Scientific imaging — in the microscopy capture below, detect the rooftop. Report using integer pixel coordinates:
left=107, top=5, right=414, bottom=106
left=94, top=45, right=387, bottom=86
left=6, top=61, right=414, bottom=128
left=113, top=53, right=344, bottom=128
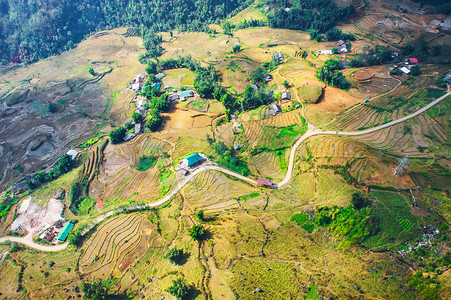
left=178, top=90, right=194, bottom=98
left=57, top=222, right=74, bottom=242
left=182, top=153, right=204, bottom=167
left=257, top=178, right=273, bottom=187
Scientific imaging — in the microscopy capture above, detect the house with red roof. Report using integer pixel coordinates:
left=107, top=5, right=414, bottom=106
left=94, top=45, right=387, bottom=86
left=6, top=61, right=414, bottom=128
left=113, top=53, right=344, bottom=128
left=406, top=58, right=418, bottom=64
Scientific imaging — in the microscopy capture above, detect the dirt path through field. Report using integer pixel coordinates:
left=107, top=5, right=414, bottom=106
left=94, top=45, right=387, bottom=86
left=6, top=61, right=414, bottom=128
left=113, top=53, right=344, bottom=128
left=3, top=91, right=449, bottom=251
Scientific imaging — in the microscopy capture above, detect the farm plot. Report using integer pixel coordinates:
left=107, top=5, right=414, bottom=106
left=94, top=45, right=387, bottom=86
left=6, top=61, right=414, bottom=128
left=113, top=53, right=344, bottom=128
left=243, top=110, right=304, bottom=149
left=79, top=213, right=161, bottom=279
left=91, top=136, right=174, bottom=206
left=256, top=123, right=306, bottom=150
left=181, top=170, right=256, bottom=215
left=161, top=68, right=196, bottom=88
left=248, top=150, right=287, bottom=182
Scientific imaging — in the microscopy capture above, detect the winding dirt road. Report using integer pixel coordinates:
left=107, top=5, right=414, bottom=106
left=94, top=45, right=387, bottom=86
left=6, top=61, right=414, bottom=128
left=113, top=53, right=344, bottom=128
left=2, top=91, right=449, bottom=252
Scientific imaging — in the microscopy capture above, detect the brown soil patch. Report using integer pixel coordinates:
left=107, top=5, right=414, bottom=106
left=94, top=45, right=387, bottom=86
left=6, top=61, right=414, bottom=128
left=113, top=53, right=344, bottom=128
left=305, top=86, right=361, bottom=126
left=354, top=69, right=375, bottom=81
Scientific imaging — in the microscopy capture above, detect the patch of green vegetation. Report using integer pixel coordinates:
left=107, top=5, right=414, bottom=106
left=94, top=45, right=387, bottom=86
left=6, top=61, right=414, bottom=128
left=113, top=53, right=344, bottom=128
left=363, top=190, right=425, bottom=249
left=298, top=84, right=323, bottom=103
left=0, top=196, right=20, bottom=218
left=57, top=99, right=67, bottom=105
left=315, top=205, right=379, bottom=249
left=305, top=284, right=319, bottom=299
left=239, top=192, right=260, bottom=201
left=277, top=124, right=302, bottom=138
left=78, top=197, right=96, bottom=215
left=291, top=213, right=316, bottom=233
left=137, top=156, right=157, bottom=171
left=78, top=134, right=105, bottom=150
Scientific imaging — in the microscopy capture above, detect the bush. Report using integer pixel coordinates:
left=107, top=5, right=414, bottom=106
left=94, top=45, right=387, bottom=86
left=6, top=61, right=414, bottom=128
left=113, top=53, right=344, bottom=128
left=88, top=67, right=95, bottom=76
left=189, top=224, right=205, bottom=241
left=351, top=192, right=370, bottom=210
left=167, top=278, right=189, bottom=300
left=195, top=210, right=205, bottom=222
left=131, top=111, right=143, bottom=124
left=165, top=247, right=184, bottom=265
left=109, top=127, right=126, bottom=144
left=82, top=279, right=109, bottom=300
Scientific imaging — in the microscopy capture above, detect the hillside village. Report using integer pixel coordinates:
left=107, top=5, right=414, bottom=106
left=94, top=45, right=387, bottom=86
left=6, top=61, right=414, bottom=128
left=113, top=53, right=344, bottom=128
left=0, top=0, right=450, bottom=299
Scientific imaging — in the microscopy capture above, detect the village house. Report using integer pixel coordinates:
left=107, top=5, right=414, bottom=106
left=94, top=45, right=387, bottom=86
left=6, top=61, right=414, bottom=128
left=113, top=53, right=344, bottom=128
left=399, top=67, right=411, bottom=75
left=134, top=123, right=143, bottom=134
left=406, top=57, right=419, bottom=64
left=318, top=50, right=333, bottom=55
left=444, top=74, right=451, bottom=84
left=264, top=74, right=273, bottom=82
left=123, top=133, right=136, bottom=142
left=274, top=52, right=284, bottom=62
left=66, top=149, right=79, bottom=160
left=137, top=98, right=148, bottom=110
left=178, top=90, right=194, bottom=101
left=269, top=103, right=281, bottom=116
left=57, top=222, right=74, bottom=242
left=281, top=92, right=291, bottom=100
left=182, top=153, right=204, bottom=168
left=168, top=93, right=180, bottom=101
left=155, top=73, right=166, bottom=80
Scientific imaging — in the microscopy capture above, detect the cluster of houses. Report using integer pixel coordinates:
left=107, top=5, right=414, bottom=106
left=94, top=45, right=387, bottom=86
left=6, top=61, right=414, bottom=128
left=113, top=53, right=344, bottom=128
left=336, top=40, right=349, bottom=53
left=393, top=57, right=419, bottom=75
left=318, top=40, right=349, bottom=55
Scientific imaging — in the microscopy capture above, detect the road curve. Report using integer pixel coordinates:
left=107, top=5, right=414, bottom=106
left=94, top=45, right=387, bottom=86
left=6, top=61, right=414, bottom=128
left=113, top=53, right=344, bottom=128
left=2, top=91, right=449, bottom=251
left=0, top=236, right=69, bottom=252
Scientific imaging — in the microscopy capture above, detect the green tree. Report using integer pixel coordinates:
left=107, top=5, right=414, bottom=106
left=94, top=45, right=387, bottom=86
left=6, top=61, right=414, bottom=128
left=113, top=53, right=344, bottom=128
left=410, top=65, right=421, bottom=76
left=167, top=278, right=189, bottom=300
left=109, top=127, right=126, bottom=144
left=252, top=66, right=266, bottom=84
left=232, top=44, right=241, bottom=53
left=351, top=192, right=369, bottom=210
left=88, top=67, right=95, bottom=76
left=195, top=210, right=205, bottom=222
left=189, top=224, right=205, bottom=241
left=145, top=111, right=162, bottom=132
left=131, top=111, right=143, bottom=124
left=82, top=279, right=109, bottom=300
left=165, top=247, right=184, bottom=265
left=282, top=80, right=290, bottom=89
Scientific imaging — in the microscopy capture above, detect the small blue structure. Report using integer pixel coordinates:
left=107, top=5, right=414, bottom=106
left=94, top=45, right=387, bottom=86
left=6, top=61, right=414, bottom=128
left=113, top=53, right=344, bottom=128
left=152, top=82, right=161, bottom=89
left=182, top=153, right=204, bottom=167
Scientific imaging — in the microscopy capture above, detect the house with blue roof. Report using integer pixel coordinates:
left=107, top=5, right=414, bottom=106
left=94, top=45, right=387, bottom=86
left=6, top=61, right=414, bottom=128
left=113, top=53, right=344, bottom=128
left=57, top=222, right=74, bottom=242
left=182, top=153, right=204, bottom=167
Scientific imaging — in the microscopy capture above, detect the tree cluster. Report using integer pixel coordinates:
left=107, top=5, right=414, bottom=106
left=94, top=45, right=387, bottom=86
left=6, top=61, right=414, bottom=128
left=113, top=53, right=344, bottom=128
left=26, top=154, right=75, bottom=190
left=316, top=59, right=349, bottom=90
left=268, top=0, right=354, bottom=33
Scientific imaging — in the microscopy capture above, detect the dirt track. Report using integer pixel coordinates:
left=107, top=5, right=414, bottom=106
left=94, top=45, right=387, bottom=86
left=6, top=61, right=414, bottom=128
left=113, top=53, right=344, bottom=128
left=2, top=91, right=449, bottom=251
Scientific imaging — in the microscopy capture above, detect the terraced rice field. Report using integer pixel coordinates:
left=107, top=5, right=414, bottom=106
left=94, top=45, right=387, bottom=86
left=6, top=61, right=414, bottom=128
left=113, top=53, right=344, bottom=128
left=90, top=135, right=173, bottom=204
left=181, top=170, right=257, bottom=215
left=79, top=213, right=160, bottom=278
left=243, top=110, right=304, bottom=149
left=172, top=136, right=215, bottom=167
left=248, top=150, right=287, bottom=181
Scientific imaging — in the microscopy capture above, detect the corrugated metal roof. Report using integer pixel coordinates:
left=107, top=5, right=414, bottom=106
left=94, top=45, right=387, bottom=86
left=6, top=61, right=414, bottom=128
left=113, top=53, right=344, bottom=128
left=57, top=222, right=74, bottom=242
left=183, top=153, right=203, bottom=167
left=178, top=90, right=194, bottom=98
